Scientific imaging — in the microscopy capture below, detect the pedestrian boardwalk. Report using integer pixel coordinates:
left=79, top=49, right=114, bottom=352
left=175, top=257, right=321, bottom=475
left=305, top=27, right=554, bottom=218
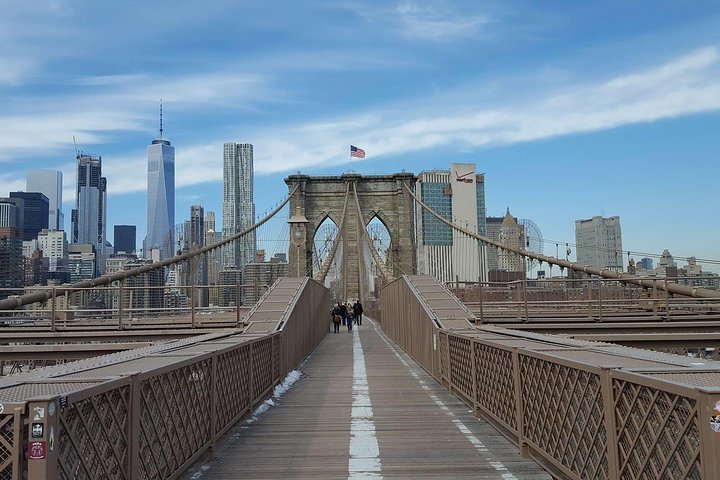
left=186, top=320, right=551, bottom=479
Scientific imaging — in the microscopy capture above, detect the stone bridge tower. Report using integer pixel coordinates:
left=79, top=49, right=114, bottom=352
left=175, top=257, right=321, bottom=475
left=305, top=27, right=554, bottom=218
left=285, top=173, right=417, bottom=302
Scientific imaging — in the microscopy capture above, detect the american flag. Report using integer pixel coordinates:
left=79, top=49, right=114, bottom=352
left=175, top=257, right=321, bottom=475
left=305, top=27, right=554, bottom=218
left=350, top=145, right=366, bottom=158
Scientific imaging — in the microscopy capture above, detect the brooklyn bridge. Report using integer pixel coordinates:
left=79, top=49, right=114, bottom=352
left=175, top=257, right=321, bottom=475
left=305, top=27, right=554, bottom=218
left=1, top=173, right=719, bottom=480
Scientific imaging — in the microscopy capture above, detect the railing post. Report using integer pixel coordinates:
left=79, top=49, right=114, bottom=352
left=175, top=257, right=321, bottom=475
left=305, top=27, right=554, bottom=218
left=470, top=339, right=477, bottom=414
left=512, top=349, right=528, bottom=456
left=236, top=282, right=241, bottom=326
left=652, top=279, right=658, bottom=319
left=522, top=277, right=529, bottom=322
left=699, top=391, right=720, bottom=479
left=598, top=278, right=603, bottom=322
left=50, top=286, right=56, bottom=332
left=27, top=397, right=60, bottom=480
left=63, top=291, right=69, bottom=328
left=477, top=280, right=484, bottom=323
left=446, top=333, right=453, bottom=393
left=248, top=342, right=255, bottom=405
left=664, top=278, right=671, bottom=321
left=210, top=353, right=218, bottom=451
left=127, top=288, right=134, bottom=323
left=271, top=333, right=276, bottom=384
left=601, top=369, right=620, bottom=478
left=190, top=259, right=196, bottom=329
left=129, top=373, right=141, bottom=479
left=510, top=285, right=522, bottom=320
left=118, top=280, right=124, bottom=331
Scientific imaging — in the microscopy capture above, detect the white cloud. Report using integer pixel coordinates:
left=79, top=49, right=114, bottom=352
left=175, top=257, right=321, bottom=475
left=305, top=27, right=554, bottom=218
left=225, top=46, right=720, bottom=174
left=0, top=111, right=143, bottom=161
left=93, top=46, right=720, bottom=194
left=395, top=1, right=492, bottom=41
left=0, top=56, right=36, bottom=86
left=4, top=45, right=720, bottom=200
left=0, top=70, right=272, bottom=162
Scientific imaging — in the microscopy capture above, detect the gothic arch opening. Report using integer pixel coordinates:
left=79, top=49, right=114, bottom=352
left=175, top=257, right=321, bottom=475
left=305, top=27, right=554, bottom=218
left=364, top=215, right=392, bottom=298
left=312, top=215, right=340, bottom=287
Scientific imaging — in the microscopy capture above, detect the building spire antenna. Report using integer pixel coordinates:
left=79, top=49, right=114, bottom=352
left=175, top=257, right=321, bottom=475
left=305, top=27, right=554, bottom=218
left=159, top=99, right=163, bottom=139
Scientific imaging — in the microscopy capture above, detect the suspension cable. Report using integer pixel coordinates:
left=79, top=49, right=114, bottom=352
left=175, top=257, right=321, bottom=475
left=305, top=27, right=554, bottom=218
left=315, top=183, right=351, bottom=284
left=404, top=182, right=720, bottom=299
left=351, top=183, right=391, bottom=280
left=0, top=185, right=299, bottom=311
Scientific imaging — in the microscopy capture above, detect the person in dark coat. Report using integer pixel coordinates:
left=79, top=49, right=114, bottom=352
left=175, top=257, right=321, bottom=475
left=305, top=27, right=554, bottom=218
left=331, top=303, right=341, bottom=333
left=343, top=302, right=353, bottom=332
left=339, top=303, right=348, bottom=328
left=353, top=300, right=363, bottom=326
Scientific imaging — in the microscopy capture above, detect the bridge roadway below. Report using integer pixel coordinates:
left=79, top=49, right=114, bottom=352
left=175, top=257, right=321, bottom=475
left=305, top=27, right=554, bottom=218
left=186, top=319, right=550, bottom=479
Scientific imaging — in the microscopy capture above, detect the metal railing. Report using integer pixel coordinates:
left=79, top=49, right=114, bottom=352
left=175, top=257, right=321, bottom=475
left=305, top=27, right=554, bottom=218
left=449, top=277, right=720, bottom=324
left=380, top=274, right=720, bottom=480
left=0, top=283, right=269, bottom=332
left=0, top=276, right=330, bottom=480
left=405, top=181, right=720, bottom=300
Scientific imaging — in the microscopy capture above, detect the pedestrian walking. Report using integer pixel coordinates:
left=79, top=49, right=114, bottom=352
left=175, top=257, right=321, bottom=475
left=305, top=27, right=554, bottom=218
left=353, top=299, right=363, bottom=326
left=331, top=303, right=341, bottom=333
left=340, top=303, right=348, bottom=327
left=344, top=302, right=353, bottom=332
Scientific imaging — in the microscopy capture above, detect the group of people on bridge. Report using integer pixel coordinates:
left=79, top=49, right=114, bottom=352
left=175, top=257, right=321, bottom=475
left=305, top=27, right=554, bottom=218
left=331, top=300, right=363, bottom=333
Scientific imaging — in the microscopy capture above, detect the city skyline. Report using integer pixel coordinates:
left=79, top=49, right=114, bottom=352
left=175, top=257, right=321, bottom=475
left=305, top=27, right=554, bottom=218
left=0, top=2, right=719, bottom=271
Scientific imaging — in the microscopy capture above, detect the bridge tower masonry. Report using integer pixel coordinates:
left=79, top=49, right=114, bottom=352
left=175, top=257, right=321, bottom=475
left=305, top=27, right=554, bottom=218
left=285, top=172, right=417, bottom=302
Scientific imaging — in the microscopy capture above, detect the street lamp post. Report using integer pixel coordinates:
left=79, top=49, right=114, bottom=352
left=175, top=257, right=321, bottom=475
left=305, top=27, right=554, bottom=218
left=288, top=206, right=309, bottom=277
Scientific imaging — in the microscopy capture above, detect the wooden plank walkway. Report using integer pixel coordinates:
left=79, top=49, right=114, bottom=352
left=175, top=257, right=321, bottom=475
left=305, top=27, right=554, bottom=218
left=186, top=319, right=551, bottom=479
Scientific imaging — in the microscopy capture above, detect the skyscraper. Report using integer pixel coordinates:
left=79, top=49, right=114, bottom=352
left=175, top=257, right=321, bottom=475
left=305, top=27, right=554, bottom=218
left=114, top=225, right=136, bottom=254
left=0, top=198, right=24, bottom=294
left=9, top=192, right=49, bottom=241
left=415, top=163, right=487, bottom=284
left=189, top=205, right=208, bottom=306
left=146, top=103, right=175, bottom=261
left=71, top=153, right=107, bottom=275
left=37, top=229, right=69, bottom=283
left=497, top=208, right=525, bottom=272
left=222, top=142, right=255, bottom=271
left=27, top=169, right=63, bottom=231
left=575, top=215, right=623, bottom=271
left=205, top=211, right=219, bottom=306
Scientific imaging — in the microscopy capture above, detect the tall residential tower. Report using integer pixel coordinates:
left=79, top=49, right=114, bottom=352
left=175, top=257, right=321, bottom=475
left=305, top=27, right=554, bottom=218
left=146, top=102, right=175, bottom=261
left=71, top=153, right=107, bottom=275
left=222, top=143, right=255, bottom=272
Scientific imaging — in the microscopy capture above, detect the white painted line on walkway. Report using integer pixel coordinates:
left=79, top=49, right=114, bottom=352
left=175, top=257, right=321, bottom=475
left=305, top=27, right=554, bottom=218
left=349, top=325, right=383, bottom=479
left=370, top=318, right=517, bottom=479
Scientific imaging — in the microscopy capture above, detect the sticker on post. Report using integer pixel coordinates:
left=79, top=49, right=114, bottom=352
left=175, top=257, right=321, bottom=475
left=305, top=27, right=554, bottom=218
left=715, top=400, right=720, bottom=412
left=33, top=407, right=45, bottom=421
left=0, top=403, right=4, bottom=414
left=711, top=415, right=720, bottom=433
left=48, top=402, right=56, bottom=416
left=29, top=441, right=46, bottom=460
left=31, top=423, right=44, bottom=438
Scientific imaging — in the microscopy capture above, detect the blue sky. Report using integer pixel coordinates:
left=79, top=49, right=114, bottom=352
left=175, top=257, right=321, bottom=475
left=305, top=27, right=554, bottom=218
left=1, top=1, right=719, bottom=271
